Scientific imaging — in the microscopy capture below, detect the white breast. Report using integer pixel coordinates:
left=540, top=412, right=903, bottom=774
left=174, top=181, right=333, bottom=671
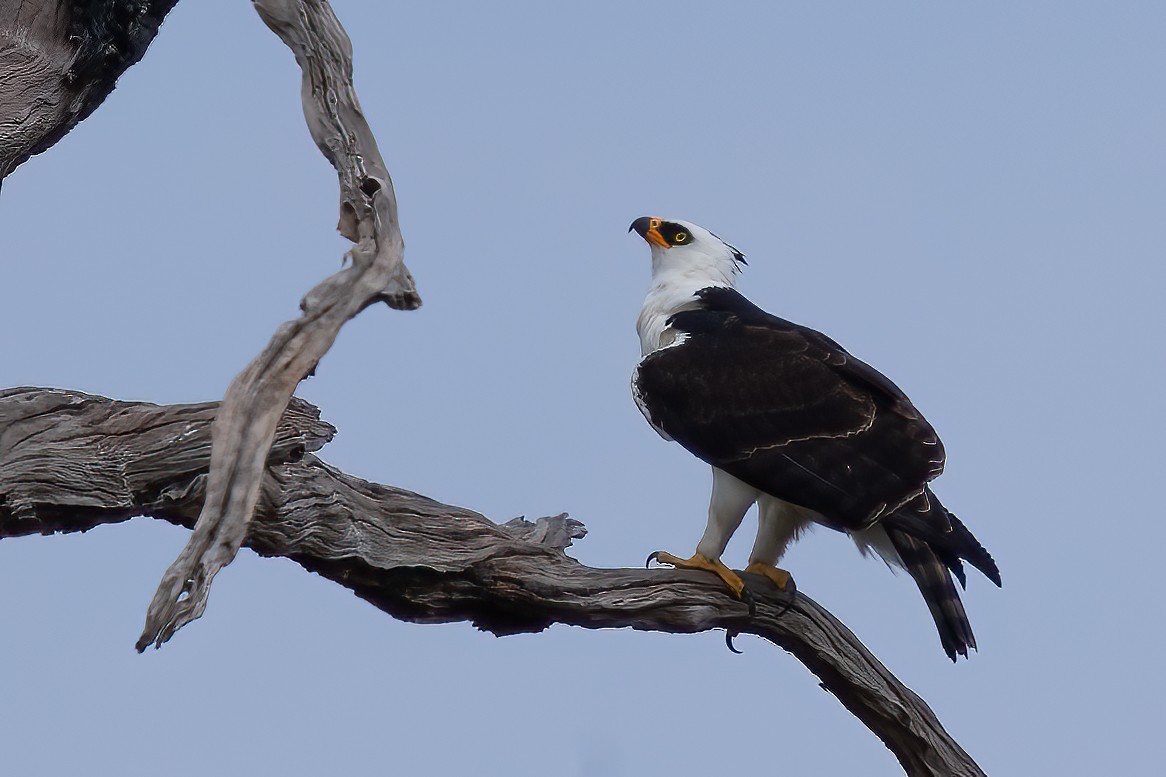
left=635, top=280, right=717, bottom=356
left=632, top=229, right=741, bottom=437
left=632, top=281, right=707, bottom=441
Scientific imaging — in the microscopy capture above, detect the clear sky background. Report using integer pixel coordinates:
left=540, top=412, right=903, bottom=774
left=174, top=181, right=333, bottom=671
left=2, top=2, right=1164, bottom=775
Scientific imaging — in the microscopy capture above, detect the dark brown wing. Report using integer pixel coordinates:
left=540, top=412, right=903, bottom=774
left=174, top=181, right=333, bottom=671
left=634, top=287, right=944, bottom=528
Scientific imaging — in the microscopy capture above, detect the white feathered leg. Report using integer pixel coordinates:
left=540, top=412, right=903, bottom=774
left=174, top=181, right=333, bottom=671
left=649, top=467, right=757, bottom=599
left=744, top=495, right=814, bottom=590
left=749, top=496, right=815, bottom=566
left=695, top=468, right=759, bottom=561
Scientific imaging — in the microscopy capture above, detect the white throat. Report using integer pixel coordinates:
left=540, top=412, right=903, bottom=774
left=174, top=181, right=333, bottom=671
left=635, top=232, right=741, bottom=357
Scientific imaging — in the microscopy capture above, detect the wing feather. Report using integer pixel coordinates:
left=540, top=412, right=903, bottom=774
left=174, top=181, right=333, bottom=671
left=633, top=288, right=944, bottom=529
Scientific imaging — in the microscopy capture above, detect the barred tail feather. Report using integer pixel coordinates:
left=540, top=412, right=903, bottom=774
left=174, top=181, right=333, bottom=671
left=884, top=488, right=1002, bottom=589
left=886, top=526, right=976, bottom=660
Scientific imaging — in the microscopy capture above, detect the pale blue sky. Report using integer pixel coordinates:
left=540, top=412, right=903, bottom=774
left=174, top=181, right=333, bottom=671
left=3, top=2, right=1165, bottom=775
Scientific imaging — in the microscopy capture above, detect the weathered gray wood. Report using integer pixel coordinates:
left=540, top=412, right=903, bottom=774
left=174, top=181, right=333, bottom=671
left=137, top=0, right=421, bottom=651
left=0, top=6, right=987, bottom=773
left=0, top=388, right=986, bottom=777
left=0, top=0, right=178, bottom=183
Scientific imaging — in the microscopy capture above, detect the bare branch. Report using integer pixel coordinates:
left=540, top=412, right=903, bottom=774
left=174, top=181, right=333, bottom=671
left=137, top=0, right=420, bottom=650
left=1, top=6, right=987, bottom=776
left=0, top=388, right=986, bottom=777
left=0, top=0, right=178, bottom=182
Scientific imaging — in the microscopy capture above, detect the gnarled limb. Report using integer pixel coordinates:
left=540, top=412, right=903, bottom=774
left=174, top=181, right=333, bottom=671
left=0, top=388, right=987, bottom=777
left=137, top=0, right=420, bottom=651
left=0, top=7, right=988, bottom=773
left=0, top=0, right=178, bottom=182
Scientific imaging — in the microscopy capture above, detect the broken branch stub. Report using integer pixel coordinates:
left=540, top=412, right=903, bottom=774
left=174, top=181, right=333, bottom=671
left=136, top=0, right=420, bottom=651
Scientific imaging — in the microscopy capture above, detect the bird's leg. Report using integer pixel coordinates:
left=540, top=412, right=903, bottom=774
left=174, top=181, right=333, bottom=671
left=646, top=550, right=747, bottom=599
left=649, top=469, right=757, bottom=599
left=745, top=498, right=811, bottom=592
left=644, top=469, right=756, bottom=601
left=743, top=561, right=793, bottom=590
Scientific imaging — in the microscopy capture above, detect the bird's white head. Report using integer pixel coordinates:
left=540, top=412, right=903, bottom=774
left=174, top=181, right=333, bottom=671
left=630, top=217, right=748, bottom=355
left=629, top=216, right=746, bottom=290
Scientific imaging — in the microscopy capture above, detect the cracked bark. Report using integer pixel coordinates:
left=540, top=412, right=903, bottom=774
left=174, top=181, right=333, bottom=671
left=0, top=0, right=423, bottom=651
left=1, top=3, right=989, bottom=775
left=0, top=0, right=178, bottom=183
left=0, top=387, right=986, bottom=777
left=136, top=0, right=421, bottom=651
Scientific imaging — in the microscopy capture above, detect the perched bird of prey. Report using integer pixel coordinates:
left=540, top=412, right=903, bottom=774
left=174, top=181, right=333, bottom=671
left=629, top=216, right=1000, bottom=660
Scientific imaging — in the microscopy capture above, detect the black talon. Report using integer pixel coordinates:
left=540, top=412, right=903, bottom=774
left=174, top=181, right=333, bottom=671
left=774, top=577, right=797, bottom=617
left=741, top=587, right=757, bottom=617
left=775, top=590, right=795, bottom=618
left=725, top=630, right=743, bottom=654
left=645, top=551, right=661, bottom=569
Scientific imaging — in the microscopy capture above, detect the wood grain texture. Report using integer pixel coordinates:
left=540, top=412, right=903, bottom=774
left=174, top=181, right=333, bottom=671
left=137, top=0, right=421, bottom=650
left=0, top=0, right=178, bottom=182
left=0, top=388, right=986, bottom=777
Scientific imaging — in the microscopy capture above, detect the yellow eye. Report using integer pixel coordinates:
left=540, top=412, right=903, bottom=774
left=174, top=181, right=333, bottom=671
left=674, top=232, right=688, bottom=243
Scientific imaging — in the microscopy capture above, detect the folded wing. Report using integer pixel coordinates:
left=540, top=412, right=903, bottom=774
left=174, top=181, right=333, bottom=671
left=633, top=287, right=945, bottom=530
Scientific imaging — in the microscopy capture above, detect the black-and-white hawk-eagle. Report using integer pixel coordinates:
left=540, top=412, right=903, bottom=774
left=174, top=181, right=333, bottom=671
left=629, top=216, right=1000, bottom=660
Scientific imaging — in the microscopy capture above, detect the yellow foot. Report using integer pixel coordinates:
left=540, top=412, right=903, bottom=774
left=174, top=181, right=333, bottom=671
left=646, top=551, right=747, bottom=599
left=744, top=562, right=794, bottom=590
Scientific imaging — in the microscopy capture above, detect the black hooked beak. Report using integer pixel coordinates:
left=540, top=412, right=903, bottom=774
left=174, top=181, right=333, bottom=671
left=629, top=216, right=669, bottom=248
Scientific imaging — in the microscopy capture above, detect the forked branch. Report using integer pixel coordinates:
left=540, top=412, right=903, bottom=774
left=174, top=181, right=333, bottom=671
left=0, top=5, right=988, bottom=775
left=137, top=0, right=421, bottom=650
left=0, top=388, right=985, bottom=777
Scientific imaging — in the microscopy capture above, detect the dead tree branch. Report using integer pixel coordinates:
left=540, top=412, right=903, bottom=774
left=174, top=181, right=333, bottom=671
left=0, top=1, right=407, bottom=647
left=137, top=0, right=421, bottom=650
left=0, top=387, right=986, bottom=777
left=0, top=0, right=178, bottom=183
left=0, top=6, right=987, bottom=775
